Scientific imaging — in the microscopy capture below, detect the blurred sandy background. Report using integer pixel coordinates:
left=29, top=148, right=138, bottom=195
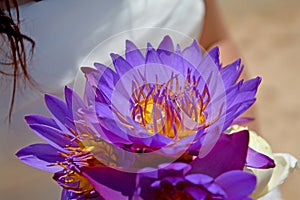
left=219, top=0, right=300, bottom=199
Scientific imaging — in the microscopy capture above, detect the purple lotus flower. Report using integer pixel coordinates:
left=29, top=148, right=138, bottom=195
left=83, top=130, right=257, bottom=200
left=82, top=35, right=261, bottom=159
left=16, top=36, right=273, bottom=199
left=16, top=87, right=134, bottom=199
left=135, top=163, right=255, bottom=200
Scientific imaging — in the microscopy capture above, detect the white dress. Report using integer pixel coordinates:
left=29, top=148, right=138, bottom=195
left=0, top=0, right=205, bottom=199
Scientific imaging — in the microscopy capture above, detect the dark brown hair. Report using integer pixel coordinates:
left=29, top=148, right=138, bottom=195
left=0, top=0, right=36, bottom=122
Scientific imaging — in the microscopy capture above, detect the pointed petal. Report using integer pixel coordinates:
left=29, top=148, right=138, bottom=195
left=93, top=117, right=131, bottom=145
left=241, top=76, right=262, bottom=92
left=229, top=77, right=262, bottom=107
left=223, top=99, right=256, bottom=130
left=93, top=62, right=108, bottom=73
left=191, top=131, right=249, bottom=177
left=182, top=40, right=202, bottom=67
left=94, top=88, right=111, bottom=104
left=81, top=66, right=100, bottom=88
left=84, top=81, right=97, bottom=106
left=145, top=45, right=162, bottom=64
left=64, top=86, right=86, bottom=117
left=221, top=59, right=243, bottom=87
left=196, top=47, right=221, bottom=83
left=28, top=124, right=77, bottom=151
left=44, top=94, right=74, bottom=130
left=111, top=53, right=133, bottom=76
left=92, top=62, right=120, bottom=96
left=45, top=94, right=70, bottom=119
left=246, top=148, right=275, bottom=169
left=159, top=51, right=186, bottom=75
left=157, top=35, right=174, bottom=54
left=96, top=67, right=119, bottom=100
left=206, top=46, right=220, bottom=69
left=25, top=114, right=59, bottom=129
left=16, top=144, right=64, bottom=173
left=83, top=166, right=136, bottom=198
left=125, top=40, right=145, bottom=66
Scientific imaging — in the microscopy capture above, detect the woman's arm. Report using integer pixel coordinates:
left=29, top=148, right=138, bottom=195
left=199, top=0, right=258, bottom=131
left=200, top=0, right=240, bottom=66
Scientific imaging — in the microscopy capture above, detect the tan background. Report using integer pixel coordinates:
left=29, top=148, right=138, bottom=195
left=219, top=0, right=300, bottom=199
left=1, top=1, right=299, bottom=199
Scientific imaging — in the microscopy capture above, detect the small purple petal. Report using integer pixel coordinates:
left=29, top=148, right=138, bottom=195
left=148, top=133, right=174, bottom=148
left=61, top=189, right=104, bottom=200
left=185, top=174, right=213, bottom=185
left=215, top=170, right=256, bottom=199
left=246, top=148, right=275, bottom=169
left=158, top=162, right=191, bottom=178
left=184, top=187, right=208, bottom=199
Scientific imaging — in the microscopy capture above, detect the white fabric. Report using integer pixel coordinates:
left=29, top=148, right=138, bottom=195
left=0, top=1, right=205, bottom=199
left=258, top=188, right=283, bottom=200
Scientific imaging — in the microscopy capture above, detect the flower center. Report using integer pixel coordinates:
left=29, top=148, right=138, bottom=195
left=130, top=70, right=216, bottom=139
left=158, top=181, right=194, bottom=200
left=53, top=169, right=98, bottom=197
left=50, top=125, right=118, bottom=197
left=159, top=191, right=194, bottom=200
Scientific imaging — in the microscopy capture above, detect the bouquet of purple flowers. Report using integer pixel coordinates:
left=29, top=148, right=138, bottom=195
left=17, top=36, right=298, bottom=200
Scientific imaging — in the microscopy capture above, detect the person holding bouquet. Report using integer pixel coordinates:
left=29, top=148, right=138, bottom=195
left=0, top=0, right=297, bottom=199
